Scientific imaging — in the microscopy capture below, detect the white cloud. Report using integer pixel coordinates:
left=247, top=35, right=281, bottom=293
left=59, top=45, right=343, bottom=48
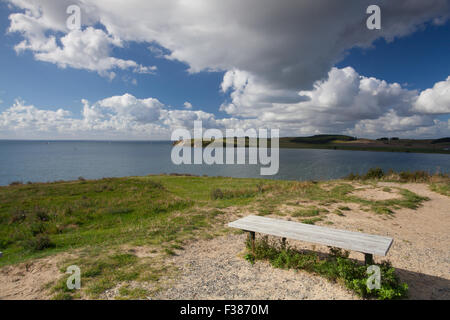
left=6, top=0, right=450, bottom=87
left=8, top=1, right=156, bottom=78
left=1, top=77, right=448, bottom=140
left=219, top=67, right=449, bottom=138
left=348, top=111, right=449, bottom=138
left=183, top=102, right=193, bottom=109
left=0, top=99, right=73, bottom=135
left=413, top=76, right=450, bottom=114
left=0, top=94, right=251, bottom=139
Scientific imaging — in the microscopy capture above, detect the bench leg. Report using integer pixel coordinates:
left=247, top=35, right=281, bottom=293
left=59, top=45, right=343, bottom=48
left=248, top=231, right=255, bottom=253
left=364, top=253, right=373, bottom=265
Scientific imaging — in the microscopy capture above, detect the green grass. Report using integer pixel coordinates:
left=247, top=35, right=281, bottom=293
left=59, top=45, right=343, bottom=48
left=246, top=237, right=408, bottom=300
left=301, top=217, right=323, bottom=225
left=430, top=182, right=450, bottom=196
left=292, top=206, right=328, bottom=217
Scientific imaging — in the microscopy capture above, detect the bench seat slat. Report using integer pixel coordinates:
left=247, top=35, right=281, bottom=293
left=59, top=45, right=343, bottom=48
left=228, top=215, right=393, bottom=256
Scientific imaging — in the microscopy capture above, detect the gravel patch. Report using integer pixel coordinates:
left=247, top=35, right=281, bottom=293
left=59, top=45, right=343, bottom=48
left=154, top=233, right=356, bottom=300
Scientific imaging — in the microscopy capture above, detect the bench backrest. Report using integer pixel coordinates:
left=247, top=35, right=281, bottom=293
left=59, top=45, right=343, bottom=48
left=228, top=215, right=393, bottom=256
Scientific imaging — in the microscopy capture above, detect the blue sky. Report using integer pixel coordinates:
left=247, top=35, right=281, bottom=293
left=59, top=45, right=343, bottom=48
left=337, top=22, right=450, bottom=91
left=0, top=1, right=449, bottom=139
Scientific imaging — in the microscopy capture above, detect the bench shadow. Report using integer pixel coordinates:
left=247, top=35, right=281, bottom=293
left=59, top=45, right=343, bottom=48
left=395, top=268, right=450, bottom=300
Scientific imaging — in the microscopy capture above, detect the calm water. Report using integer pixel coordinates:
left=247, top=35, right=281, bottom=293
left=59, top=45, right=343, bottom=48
left=0, top=140, right=449, bottom=186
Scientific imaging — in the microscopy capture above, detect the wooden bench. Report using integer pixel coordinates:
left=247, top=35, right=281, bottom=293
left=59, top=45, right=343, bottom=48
left=228, top=215, right=393, bottom=264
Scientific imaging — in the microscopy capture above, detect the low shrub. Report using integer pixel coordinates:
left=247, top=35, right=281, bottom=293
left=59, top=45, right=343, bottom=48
left=211, top=188, right=224, bottom=200
left=10, top=209, right=27, bottom=224
left=301, top=217, right=322, bottom=225
left=292, top=207, right=321, bottom=217
left=25, top=235, right=55, bottom=251
left=210, top=187, right=261, bottom=200
left=30, top=221, right=48, bottom=236
left=398, top=171, right=430, bottom=182
left=346, top=168, right=448, bottom=183
left=0, top=237, right=12, bottom=249
left=246, top=237, right=408, bottom=300
left=32, top=207, right=50, bottom=222
left=364, top=168, right=384, bottom=180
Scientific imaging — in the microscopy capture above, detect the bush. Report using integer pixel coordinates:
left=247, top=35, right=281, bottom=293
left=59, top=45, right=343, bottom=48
left=346, top=168, right=446, bottom=183
left=10, top=209, right=27, bottom=224
left=25, top=235, right=55, bottom=251
left=0, top=237, right=12, bottom=249
left=32, top=207, right=50, bottom=222
left=399, top=171, right=430, bottom=182
left=210, top=187, right=260, bottom=200
left=345, top=173, right=361, bottom=181
left=364, top=168, right=384, bottom=180
left=211, top=188, right=224, bottom=200
left=30, top=221, right=48, bottom=236
left=246, top=237, right=408, bottom=300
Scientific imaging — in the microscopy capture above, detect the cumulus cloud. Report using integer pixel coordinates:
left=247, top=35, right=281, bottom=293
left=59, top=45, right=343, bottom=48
left=0, top=94, right=252, bottom=139
left=6, top=0, right=450, bottom=86
left=183, top=102, right=193, bottom=110
left=413, top=76, right=450, bottom=114
left=31, top=28, right=156, bottom=79
left=0, top=99, right=73, bottom=136
left=7, top=1, right=156, bottom=78
left=348, top=111, right=449, bottom=138
left=219, top=67, right=449, bottom=138
left=1, top=72, right=449, bottom=140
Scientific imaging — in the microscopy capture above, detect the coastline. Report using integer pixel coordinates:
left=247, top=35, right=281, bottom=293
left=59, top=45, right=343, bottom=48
left=173, top=137, right=450, bottom=155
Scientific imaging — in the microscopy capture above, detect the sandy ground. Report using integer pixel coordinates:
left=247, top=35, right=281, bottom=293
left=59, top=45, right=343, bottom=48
left=0, top=253, right=77, bottom=300
left=1, top=182, right=449, bottom=300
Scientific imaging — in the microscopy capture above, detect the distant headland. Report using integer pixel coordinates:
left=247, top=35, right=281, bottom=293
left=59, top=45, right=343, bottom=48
left=173, top=135, right=450, bottom=154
